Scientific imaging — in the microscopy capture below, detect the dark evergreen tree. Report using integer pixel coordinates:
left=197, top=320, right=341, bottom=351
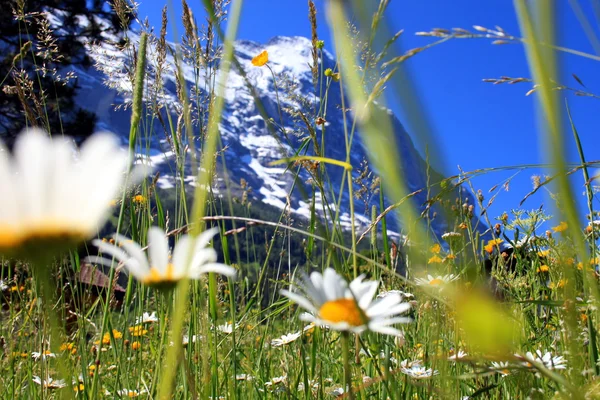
left=0, top=0, right=132, bottom=145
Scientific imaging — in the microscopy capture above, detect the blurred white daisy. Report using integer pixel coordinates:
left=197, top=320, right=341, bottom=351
left=414, top=274, right=459, bottom=289
left=236, top=374, right=254, bottom=381
left=521, top=350, right=567, bottom=370
left=0, top=129, right=136, bottom=257
left=281, top=268, right=412, bottom=335
left=31, top=350, right=56, bottom=361
left=89, top=226, right=235, bottom=288
left=116, top=389, right=145, bottom=397
left=135, top=312, right=158, bottom=324
left=490, top=361, right=512, bottom=376
left=216, top=322, right=240, bottom=334
left=271, top=332, right=302, bottom=347
left=31, top=376, right=66, bottom=389
left=400, top=361, right=439, bottom=379
left=448, top=350, right=468, bottom=361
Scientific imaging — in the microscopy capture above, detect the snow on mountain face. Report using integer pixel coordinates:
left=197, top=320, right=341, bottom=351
left=73, top=32, right=484, bottom=238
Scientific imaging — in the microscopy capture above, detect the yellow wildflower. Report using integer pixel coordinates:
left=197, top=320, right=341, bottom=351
left=484, top=238, right=503, bottom=254
left=537, top=265, right=550, bottom=273
left=551, top=221, right=568, bottom=233
left=251, top=50, right=268, bottom=67
left=427, top=255, right=443, bottom=264
left=129, top=325, right=148, bottom=337
left=430, top=243, right=441, bottom=254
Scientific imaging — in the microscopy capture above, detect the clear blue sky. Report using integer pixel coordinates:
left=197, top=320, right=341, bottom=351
left=137, top=1, right=600, bottom=229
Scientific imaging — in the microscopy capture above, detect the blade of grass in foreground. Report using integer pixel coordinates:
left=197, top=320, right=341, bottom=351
left=157, top=0, right=244, bottom=398
left=514, top=0, right=589, bottom=395
left=326, top=0, right=431, bottom=266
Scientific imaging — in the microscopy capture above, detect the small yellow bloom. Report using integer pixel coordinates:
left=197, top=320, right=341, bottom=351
left=129, top=325, right=148, bottom=337
left=132, top=195, right=146, bottom=204
left=430, top=243, right=441, bottom=254
left=484, top=238, right=503, bottom=254
left=251, top=50, right=269, bottom=67
left=551, top=221, right=568, bottom=233
left=458, top=222, right=468, bottom=230
left=131, top=341, right=141, bottom=351
left=581, top=313, right=589, bottom=324
left=537, top=265, right=550, bottom=273
left=445, top=253, right=456, bottom=260
left=73, top=383, right=85, bottom=392
left=427, top=255, right=443, bottom=264
left=537, top=250, right=550, bottom=257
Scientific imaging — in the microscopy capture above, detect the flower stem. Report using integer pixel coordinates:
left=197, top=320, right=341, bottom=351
left=342, top=331, right=355, bottom=400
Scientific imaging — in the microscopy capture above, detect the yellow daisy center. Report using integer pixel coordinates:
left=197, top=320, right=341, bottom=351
left=144, top=263, right=176, bottom=284
left=429, top=278, right=444, bottom=286
left=318, top=299, right=364, bottom=326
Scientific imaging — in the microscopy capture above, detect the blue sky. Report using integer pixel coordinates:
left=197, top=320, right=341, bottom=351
left=137, top=1, right=600, bottom=229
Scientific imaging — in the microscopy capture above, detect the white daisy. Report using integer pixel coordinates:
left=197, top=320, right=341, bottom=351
left=376, top=289, right=415, bottom=301
left=448, top=350, right=468, bottom=361
left=181, top=334, right=201, bottom=347
left=271, top=332, right=302, bottom=347
left=31, top=376, right=66, bottom=389
left=236, top=374, right=253, bottom=381
left=31, top=350, right=56, bottom=361
left=116, top=389, right=145, bottom=397
left=88, top=226, right=235, bottom=288
left=521, top=350, right=567, bottom=370
left=414, top=274, right=459, bottom=289
left=135, top=312, right=159, bottom=324
left=216, top=322, right=240, bottom=334
left=0, top=129, right=137, bottom=257
left=490, top=361, right=512, bottom=376
left=400, top=361, right=439, bottom=379
left=281, top=268, right=412, bottom=335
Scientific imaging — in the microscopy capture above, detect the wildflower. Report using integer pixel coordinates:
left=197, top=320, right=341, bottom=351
left=427, top=255, right=443, bottom=264
left=280, top=268, right=412, bottom=335
left=135, top=312, right=158, bottom=324
left=216, top=322, right=239, bottom=334
left=537, top=250, right=550, bottom=257
left=131, top=341, right=141, bottom=350
left=521, top=350, right=567, bottom=370
left=442, top=231, right=462, bottom=241
left=251, top=50, right=268, bottom=67
left=448, top=350, right=468, bottom=361
left=181, top=334, right=201, bottom=346
left=132, top=194, right=146, bottom=204
left=32, top=376, right=66, bottom=389
left=0, top=129, right=136, bottom=259
left=376, top=289, right=415, bottom=302
left=128, top=325, right=148, bottom=337
left=271, top=332, right=302, bottom=347
left=551, top=221, right=568, bottom=233
left=95, top=329, right=123, bottom=345
left=400, top=361, right=439, bottom=379
left=430, top=243, right=441, bottom=254
left=537, top=265, right=550, bottom=273
left=265, top=375, right=287, bottom=387
left=31, top=350, right=56, bottom=361
left=89, top=226, right=235, bottom=289
left=415, top=274, right=459, bottom=289
left=484, top=238, right=503, bottom=254
left=116, top=389, right=145, bottom=397
left=458, top=222, right=468, bottom=230
left=490, top=361, right=511, bottom=376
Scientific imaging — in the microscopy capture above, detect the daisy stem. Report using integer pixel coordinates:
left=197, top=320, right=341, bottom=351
left=32, top=259, right=75, bottom=400
left=341, top=332, right=355, bottom=400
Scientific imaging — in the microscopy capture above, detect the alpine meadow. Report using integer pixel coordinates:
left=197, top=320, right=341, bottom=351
left=2, top=0, right=600, bottom=399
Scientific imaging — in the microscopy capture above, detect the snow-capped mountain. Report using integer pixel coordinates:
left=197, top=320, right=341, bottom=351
left=71, top=30, right=485, bottom=239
